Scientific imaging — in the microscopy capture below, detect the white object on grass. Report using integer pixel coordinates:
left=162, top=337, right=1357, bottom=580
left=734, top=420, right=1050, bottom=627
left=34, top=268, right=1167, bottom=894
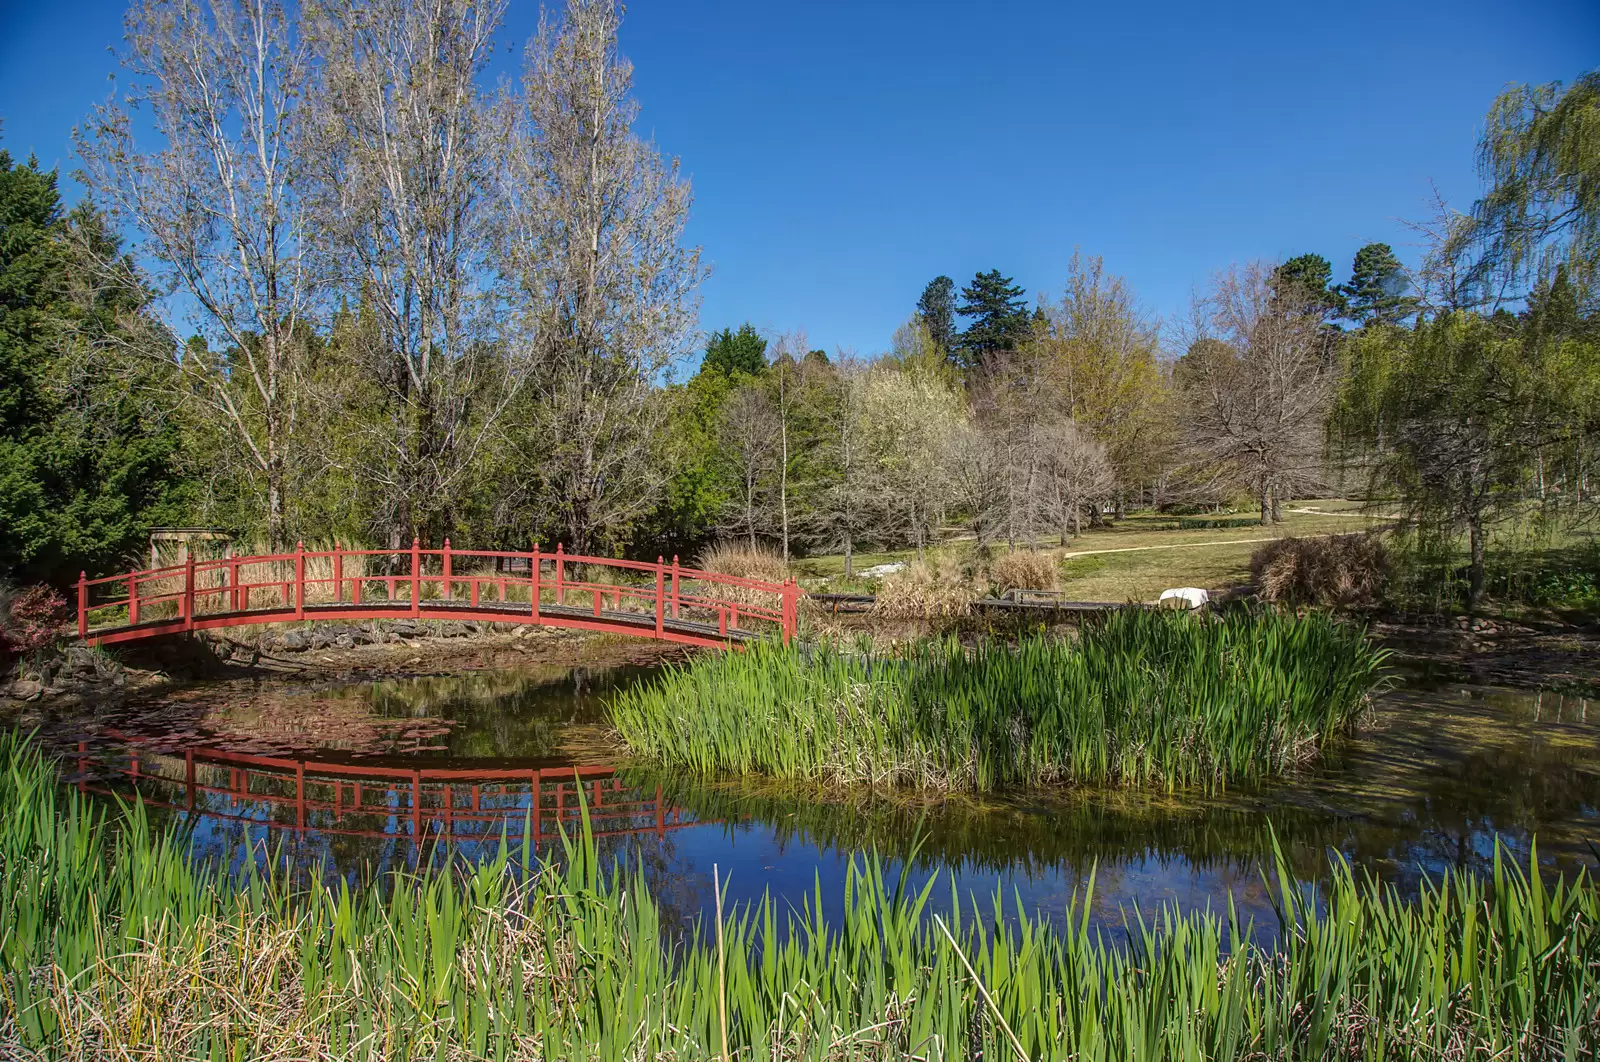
left=1158, top=587, right=1210, bottom=609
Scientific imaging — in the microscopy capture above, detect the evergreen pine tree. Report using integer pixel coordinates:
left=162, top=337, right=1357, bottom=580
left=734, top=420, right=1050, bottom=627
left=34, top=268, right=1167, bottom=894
left=0, top=149, right=190, bottom=585
left=955, top=269, right=1029, bottom=372
left=1341, top=243, right=1418, bottom=325
left=915, top=276, right=955, bottom=354
left=1272, top=253, right=1348, bottom=317
left=699, top=322, right=768, bottom=378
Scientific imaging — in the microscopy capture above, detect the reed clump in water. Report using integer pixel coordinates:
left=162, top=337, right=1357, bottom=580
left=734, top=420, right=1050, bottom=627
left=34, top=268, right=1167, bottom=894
left=611, top=608, right=1391, bottom=791
left=1, top=731, right=1596, bottom=1060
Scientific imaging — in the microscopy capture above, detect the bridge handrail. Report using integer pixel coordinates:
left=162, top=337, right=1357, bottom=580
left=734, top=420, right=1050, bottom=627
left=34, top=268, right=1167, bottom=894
left=77, top=539, right=801, bottom=647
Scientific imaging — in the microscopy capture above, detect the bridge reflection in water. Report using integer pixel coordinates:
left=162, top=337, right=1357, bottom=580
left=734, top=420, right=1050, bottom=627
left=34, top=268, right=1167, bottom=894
left=74, top=736, right=703, bottom=849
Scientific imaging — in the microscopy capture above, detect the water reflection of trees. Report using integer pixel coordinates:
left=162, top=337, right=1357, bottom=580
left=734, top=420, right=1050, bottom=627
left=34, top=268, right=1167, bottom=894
left=627, top=769, right=1342, bottom=880
left=360, top=665, right=656, bottom=760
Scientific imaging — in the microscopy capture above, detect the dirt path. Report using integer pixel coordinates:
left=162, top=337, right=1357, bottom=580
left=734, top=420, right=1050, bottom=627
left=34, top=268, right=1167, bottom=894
left=1058, top=536, right=1284, bottom=560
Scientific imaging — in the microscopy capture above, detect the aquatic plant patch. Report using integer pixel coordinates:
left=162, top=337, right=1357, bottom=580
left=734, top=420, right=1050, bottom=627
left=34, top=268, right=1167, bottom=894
left=1, top=731, right=1596, bottom=1061
left=610, top=608, right=1390, bottom=791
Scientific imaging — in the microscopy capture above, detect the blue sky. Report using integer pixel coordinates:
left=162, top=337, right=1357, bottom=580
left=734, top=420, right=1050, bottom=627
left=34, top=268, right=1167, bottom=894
left=2, top=0, right=1596, bottom=358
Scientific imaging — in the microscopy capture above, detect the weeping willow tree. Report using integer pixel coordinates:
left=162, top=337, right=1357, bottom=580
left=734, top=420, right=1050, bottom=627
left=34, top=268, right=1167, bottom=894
left=1334, top=71, right=1600, bottom=611
left=1465, top=70, right=1600, bottom=304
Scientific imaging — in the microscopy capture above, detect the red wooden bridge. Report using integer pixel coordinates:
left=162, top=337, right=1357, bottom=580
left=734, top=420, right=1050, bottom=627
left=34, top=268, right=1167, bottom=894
left=76, top=736, right=710, bottom=847
left=76, top=540, right=800, bottom=649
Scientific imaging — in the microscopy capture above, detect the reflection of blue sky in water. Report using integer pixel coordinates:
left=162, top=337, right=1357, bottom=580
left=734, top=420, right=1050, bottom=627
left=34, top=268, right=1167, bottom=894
left=40, top=665, right=1600, bottom=942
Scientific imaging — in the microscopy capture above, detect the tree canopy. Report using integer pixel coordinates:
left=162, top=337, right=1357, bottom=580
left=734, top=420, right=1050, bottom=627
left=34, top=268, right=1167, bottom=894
left=955, top=269, right=1030, bottom=372
left=1473, top=70, right=1600, bottom=299
left=0, top=149, right=189, bottom=585
left=1341, top=243, right=1418, bottom=326
left=700, top=323, right=768, bottom=378
left=915, top=275, right=955, bottom=355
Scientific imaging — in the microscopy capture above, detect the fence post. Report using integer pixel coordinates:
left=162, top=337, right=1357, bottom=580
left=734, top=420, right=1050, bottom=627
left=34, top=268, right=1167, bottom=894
left=782, top=579, right=795, bottom=646
left=77, top=571, right=87, bottom=639
left=411, top=536, right=421, bottom=618
left=531, top=544, right=542, bottom=620
left=655, top=557, right=665, bottom=637
left=554, top=544, right=564, bottom=605
left=334, top=542, right=344, bottom=605
left=231, top=558, right=242, bottom=612
left=671, top=555, right=680, bottom=618
left=295, top=541, right=305, bottom=620
left=129, top=572, right=139, bottom=626
left=442, top=538, right=453, bottom=603
left=185, top=553, right=197, bottom=631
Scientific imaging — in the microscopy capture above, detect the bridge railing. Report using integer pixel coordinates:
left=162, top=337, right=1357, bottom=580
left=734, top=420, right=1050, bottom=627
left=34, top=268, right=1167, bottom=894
left=78, top=540, right=800, bottom=646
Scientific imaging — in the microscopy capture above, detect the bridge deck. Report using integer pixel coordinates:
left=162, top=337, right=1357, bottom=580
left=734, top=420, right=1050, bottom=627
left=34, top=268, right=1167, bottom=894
left=87, top=601, right=764, bottom=649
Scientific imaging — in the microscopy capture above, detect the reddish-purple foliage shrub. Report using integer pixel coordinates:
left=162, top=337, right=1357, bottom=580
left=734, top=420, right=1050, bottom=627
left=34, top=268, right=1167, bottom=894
left=1, top=584, right=70, bottom=660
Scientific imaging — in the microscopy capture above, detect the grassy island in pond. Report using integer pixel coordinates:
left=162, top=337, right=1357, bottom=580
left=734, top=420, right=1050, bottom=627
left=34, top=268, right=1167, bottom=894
left=610, top=609, right=1390, bottom=791
left=3, top=732, right=1598, bottom=1060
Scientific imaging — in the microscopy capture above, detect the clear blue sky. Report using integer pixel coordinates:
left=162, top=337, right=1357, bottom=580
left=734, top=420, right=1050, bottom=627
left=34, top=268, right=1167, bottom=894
left=3, top=0, right=1597, bottom=358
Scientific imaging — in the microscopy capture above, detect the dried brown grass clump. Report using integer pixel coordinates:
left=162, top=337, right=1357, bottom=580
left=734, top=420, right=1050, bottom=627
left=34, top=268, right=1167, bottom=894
left=696, top=541, right=790, bottom=584
left=872, top=557, right=979, bottom=619
left=1250, top=534, right=1388, bottom=609
left=692, top=541, right=792, bottom=611
left=990, top=549, right=1061, bottom=593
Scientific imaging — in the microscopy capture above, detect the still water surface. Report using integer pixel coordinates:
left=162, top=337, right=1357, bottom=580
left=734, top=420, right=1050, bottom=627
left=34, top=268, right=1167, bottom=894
left=43, top=660, right=1600, bottom=938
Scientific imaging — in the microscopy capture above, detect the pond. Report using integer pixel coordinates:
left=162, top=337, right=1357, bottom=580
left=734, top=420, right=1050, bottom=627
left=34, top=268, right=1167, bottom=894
left=31, top=657, right=1600, bottom=940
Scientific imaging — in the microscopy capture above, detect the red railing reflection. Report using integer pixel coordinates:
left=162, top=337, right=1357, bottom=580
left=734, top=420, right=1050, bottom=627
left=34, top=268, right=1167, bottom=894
left=77, top=736, right=704, bottom=847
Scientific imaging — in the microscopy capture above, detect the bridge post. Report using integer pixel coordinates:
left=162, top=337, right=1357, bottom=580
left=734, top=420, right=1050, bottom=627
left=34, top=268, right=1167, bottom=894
left=77, top=571, right=87, bottom=639
left=410, top=537, right=421, bottom=618
left=531, top=544, right=541, bottom=620
left=442, top=538, right=453, bottom=602
left=294, top=542, right=305, bottom=620
left=185, top=554, right=197, bottom=631
left=128, top=572, right=139, bottom=626
left=554, top=544, right=565, bottom=605
left=670, top=555, right=680, bottom=618
left=334, top=542, right=343, bottom=604
left=655, top=557, right=665, bottom=637
left=782, top=579, right=796, bottom=646
left=231, top=557, right=242, bottom=611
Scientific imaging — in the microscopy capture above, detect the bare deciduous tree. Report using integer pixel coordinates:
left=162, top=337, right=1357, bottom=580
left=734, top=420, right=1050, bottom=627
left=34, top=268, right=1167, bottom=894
left=716, top=384, right=781, bottom=550
left=1176, top=262, right=1336, bottom=524
left=505, top=0, right=705, bottom=554
left=1032, top=252, right=1172, bottom=517
left=305, top=0, right=512, bottom=545
left=809, top=356, right=878, bottom=578
left=1041, top=419, right=1116, bottom=538
left=861, top=364, right=966, bottom=555
left=77, top=0, right=316, bottom=544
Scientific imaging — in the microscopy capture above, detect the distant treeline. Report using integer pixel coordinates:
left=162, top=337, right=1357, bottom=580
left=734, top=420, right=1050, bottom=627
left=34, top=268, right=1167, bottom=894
left=1, top=1, right=1595, bottom=612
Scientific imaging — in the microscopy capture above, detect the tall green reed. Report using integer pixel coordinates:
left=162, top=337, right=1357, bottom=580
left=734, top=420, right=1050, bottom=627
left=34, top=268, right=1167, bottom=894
left=1, top=730, right=1595, bottom=1060
left=611, top=608, right=1392, bottom=792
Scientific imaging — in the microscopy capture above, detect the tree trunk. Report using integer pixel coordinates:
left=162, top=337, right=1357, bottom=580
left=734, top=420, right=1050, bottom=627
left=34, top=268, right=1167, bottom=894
left=843, top=531, right=853, bottom=580
left=265, top=445, right=286, bottom=548
left=1467, top=515, right=1486, bottom=613
left=1259, top=483, right=1271, bottom=526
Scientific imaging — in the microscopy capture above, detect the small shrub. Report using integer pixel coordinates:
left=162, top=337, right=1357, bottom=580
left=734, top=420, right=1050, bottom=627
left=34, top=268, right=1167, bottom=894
left=1177, top=516, right=1262, bottom=531
left=872, top=557, right=978, bottom=618
left=990, top=549, right=1061, bottom=593
left=1251, top=534, right=1387, bottom=608
left=1, top=583, right=70, bottom=662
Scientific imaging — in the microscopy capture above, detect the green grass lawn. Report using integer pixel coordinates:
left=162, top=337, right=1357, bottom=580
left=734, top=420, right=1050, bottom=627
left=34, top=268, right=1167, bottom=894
left=798, top=498, right=1393, bottom=602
